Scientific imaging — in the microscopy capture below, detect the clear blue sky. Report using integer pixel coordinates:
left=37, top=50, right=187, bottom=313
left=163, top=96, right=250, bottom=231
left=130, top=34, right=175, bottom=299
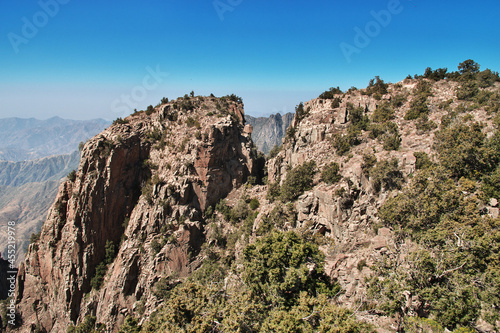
left=0, top=0, right=499, bottom=120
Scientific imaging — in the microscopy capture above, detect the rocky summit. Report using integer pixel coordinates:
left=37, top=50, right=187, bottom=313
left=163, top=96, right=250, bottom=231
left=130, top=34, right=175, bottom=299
left=7, top=62, right=500, bottom=333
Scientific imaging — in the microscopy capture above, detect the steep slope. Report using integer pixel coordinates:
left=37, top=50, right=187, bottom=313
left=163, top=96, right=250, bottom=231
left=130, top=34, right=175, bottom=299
left=245, top=112, right=294, bottom=154
left=264, top=70, right=500, bottom=331
left=0, top=117, right=109, bottom=161
left=13, top=95, right=257, bottom=332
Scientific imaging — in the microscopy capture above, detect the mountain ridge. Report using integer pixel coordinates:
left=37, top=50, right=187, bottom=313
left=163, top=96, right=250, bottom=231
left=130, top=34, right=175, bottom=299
left=245, top=112, right=294, bottom=154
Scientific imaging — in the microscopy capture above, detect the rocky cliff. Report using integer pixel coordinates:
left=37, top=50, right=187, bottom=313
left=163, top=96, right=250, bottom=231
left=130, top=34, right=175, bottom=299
left=245, top=112, right=294, bottom=154
left=264, top=75, right=500, bottom=331
left=13, top=96, right=256, bottom=332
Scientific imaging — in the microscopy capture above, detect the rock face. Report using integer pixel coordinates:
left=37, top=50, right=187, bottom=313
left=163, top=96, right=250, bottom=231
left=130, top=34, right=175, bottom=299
left=245, top=112, right=294, bottom=154
left=14, top=97, right=256, bottom=332
left=265, top=79, right=500, bottom=330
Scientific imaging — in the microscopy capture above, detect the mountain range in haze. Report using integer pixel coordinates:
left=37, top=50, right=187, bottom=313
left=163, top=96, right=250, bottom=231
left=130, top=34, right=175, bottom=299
left=0, top=117, right=110, bottom=161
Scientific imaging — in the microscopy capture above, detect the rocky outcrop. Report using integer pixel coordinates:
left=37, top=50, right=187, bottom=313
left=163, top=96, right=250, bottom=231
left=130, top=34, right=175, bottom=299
left=245, top=112, right=294, bottom=154
left=266, top=79, right=500, bottom=330
left=13, top=97, right=256, bottom=332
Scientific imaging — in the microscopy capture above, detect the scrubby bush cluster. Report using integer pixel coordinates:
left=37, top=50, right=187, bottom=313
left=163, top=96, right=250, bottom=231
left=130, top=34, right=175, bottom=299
left=268, top=161, right=316, bottom=203
left=368, top=119, right=500, bottom=331
left=90, top=240, right=117, bottom=290
left=364, top=76, right=388, bottom=99
left=318, top=86, right=343, bottom=99
left=129, top=231, right=372, bottom=333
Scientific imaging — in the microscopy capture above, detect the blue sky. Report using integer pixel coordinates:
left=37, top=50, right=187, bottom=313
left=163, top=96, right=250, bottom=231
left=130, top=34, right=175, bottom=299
left=0, top=0, right=499, bottom=120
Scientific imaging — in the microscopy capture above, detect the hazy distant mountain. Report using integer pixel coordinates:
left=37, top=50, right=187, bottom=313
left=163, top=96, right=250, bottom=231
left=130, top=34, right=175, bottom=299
left=0, top=152, right=81, bottom=265
left=0, top=117, right=110, bottom=161
left=245, top=113, right=294, bottom=154
left=0, top=151, right=80, bottom=187
left=0, top=180, right=63, bottom=266
left=0, top=117, right=108, bottom=265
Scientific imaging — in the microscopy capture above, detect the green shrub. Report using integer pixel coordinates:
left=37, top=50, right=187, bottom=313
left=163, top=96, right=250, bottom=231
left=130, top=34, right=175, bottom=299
left=332, top=133, right=351, bottom=156
left=405, top=95, right=429, bottom=120
left=357, top=260, right=367, bottom=271
left=348, top=103, right=369, bottom=130
left=268, top=144, right=282, bottom=158
left=456, top=81, right=479, bottom=100
left=362, top=153, right=377, bottom=176
left=391, top=94, right=406, bottom=108
left=414, top=152, right=433, bottom=170
left=112, top=117, right=129, bottom=125
left=477, top=69, right=500, bottom=88
left=331, top=97, right=341, bottom=108
left=416, top=115, right=438, bottom=133
left=415, top=79, right=433, bottom=97
left=370, top=158, right=404, bottom=192
left=423, top=67, right=448, bottom=81
left=458, top=59, right=480, bottom=75
left=434, top=122, right=494, bottom=179
left=151, top=239, right=162, bottom=254
left=321, top=162, right=341, bottom=184
left=382, top=130, right=401, bottom=151
left=374, top=163, right=500, bottom=330
left=257, top=203, right=296, bottom=235
left=67, top=315, right=101, bottom=333
left=483, top=165, right=500, bottom=199
left=67, top=170, right=77, bottom=182
left=145, top=105, right=155, bottom=115
left=372, top=102, right=394, bottom=123
left=295, top=102, right=310, bottom=123
left=29, top=232, right=41, bottom=244
left=319, top=86, right=342, bottom=99
left=243, top=231, right=340, bottom=306
left=280, top=161, right=316, bottom=202
left=365, top=76, right=388, bottom=96
left=90, top=240, right=116, bottom=290
left=118, top=316, right=140, bottom=333
left=186, top=117, right=200, bottom=128
left=267, top=182, right=281, bottom=202
left=249, top=198, right=260, bottom=210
